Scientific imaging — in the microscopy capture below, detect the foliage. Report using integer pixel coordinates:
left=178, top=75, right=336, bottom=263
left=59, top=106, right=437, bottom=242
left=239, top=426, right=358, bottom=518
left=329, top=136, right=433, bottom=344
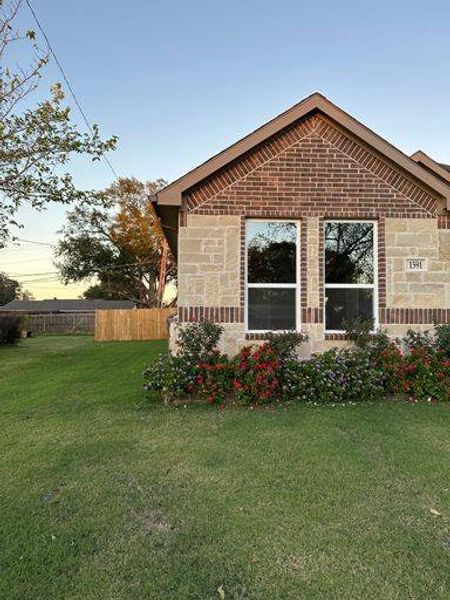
left=0, top=0, right=117, bottom=246
left=144, top=350, right=234, bottom=404
left=343, top=317, right=375, bottom=348
left=176, top=320, right=223, bottom=361
left=265, top=330, right=309, bottom=361
left=402, top=325, right=450, bottom=360
left=435, top=324, right=450, bottom=359
left=282, top=348, right=385, bottom=404
left=55, top=177, right=175, bottom=307
left=0, top=313, right=23, bottom=344
left=144, top=321, right=450, bottom=406
left=0, top=271, right=34, bottom=305
left=397, top=348, right=450, bottom=402
left=0, top=272, right=20, bottom=305
left=403, top=329, right=436, bottom=354
left=378, top=343, right=450, bottom=402
left=232, top=344, right=280, bottom=404
left=144, top=321, right=232, bottom=403
left=82, top=283, right=123, bottom=301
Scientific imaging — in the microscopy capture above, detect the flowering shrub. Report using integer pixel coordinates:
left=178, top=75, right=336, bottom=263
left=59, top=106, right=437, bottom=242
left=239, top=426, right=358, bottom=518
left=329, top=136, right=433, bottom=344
left=176, top=321, right=224, bottom=361
left=435, top=324, right=450, bottom=358
left=143, top=321, right=232, bottom=403
left=265, top=330, right=309, bottom=361
left=144, top=320, right=450, bottom=406
left=403, top=329, right=436, bottom=354
left=377, top=344, right=450, bottom=402
left=402, top=325, right=450, bottom=359
left=232, top=344, right=280, bottom=404
left=282, top=348, right=385, bottom=404
left=144, top=351, right=234, bottom=404
left=399, top=347, right=450, bottom=401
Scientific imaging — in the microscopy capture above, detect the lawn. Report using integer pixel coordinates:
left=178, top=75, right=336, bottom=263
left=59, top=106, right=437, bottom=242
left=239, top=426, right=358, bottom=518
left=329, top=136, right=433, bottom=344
left=0, top=336, right=449, bottom=599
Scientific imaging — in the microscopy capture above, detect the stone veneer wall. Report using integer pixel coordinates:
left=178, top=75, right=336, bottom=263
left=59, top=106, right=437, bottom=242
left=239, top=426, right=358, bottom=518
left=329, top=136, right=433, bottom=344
left=178, top=214, right=241, bottom=308
left=386, top=218, right=450, bottom=309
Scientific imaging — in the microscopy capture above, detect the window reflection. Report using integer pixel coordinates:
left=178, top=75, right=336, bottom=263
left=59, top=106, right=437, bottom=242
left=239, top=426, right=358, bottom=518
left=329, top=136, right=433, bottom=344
left=325, top=222, right=374, bottom=284
left=247, top=222, right=296, bottom=284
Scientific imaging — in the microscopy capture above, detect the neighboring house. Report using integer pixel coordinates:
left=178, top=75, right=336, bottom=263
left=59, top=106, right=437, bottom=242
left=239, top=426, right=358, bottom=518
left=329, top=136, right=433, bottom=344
left=0, top=299, right=137, bottom=335
left=0, top=299, right=136, bottom=313
left=154, top=93, right=450, bottom=355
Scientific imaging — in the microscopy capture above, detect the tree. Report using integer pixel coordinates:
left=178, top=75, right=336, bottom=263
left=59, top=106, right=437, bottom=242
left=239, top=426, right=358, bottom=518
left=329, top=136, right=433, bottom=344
left=0, top=271, right=33, bottom=304
left=82, top=283, right=122, bottom=301
left=55, top=177, right=176, bottom=307
left=0, top=0, right=117, bottom=247
left=0, top=272, right=20, bottom=305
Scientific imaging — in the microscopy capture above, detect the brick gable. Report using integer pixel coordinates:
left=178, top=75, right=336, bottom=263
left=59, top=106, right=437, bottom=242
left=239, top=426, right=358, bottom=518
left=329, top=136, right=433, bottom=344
left=185, top=114, right=438, bottom=217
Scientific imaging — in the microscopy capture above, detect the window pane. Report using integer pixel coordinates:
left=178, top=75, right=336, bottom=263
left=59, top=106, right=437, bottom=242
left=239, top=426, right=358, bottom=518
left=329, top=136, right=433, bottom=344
left=248, top=288, right=296, bottom=330
left=325, top=288, right=374, bottom=331
left=247, top=221, right=297, bottom=283
left=325, top=222, right=374, bottom=284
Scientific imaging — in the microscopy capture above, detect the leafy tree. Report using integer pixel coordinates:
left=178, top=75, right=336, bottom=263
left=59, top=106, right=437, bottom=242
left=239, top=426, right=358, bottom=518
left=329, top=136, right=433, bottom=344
left=55, top=177, right=176, bottom=307
left=82, top=283, right=123, bottom=301
left=0, top=272, right=20, bottom=305
left=0, top=271, right=33, bottom=305
left=0, top=0, right=117, bottom=247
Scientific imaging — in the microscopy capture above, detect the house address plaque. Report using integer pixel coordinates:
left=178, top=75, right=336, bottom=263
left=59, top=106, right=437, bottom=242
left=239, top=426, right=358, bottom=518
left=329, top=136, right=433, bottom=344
left=406, top=258, right=427, bottom=272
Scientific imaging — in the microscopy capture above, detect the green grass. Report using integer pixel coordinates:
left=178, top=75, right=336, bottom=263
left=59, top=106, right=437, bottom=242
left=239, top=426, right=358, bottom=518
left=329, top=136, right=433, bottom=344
left=0, top=336, right=449, bottom=599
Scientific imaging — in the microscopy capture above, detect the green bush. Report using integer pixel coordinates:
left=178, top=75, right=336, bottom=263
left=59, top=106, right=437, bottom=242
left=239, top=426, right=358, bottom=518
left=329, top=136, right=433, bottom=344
left=282, top=348, right=385, bottom=404
left=232, top=344, right=280, bottom=405
left=143, top=321, right=232, bottom=403
left=0, top=313, right=23, bottom=345
left=144, top=320, right=450, bottom=406
left=403, top=329, right=436, bottom=354
left=265, top=330, right=309, bottom=361
left=176, top=321, right=223, bottom=361
left=434, top=324, right=450, bottom=358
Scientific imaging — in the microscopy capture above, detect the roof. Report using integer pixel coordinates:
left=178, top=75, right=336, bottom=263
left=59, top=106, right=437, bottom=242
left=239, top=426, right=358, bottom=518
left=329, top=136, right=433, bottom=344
left=156, top=92, right=450, bottom=209
left=410, top=151, right=450, bottom=187
left=0, top=299, right=137, bottom=312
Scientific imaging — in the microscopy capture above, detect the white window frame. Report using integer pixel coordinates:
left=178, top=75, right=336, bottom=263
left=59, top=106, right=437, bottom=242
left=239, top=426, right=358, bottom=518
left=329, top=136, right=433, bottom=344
left=323, top=219, right=378, bottom=333
left=245, top=218, right=301, bottom=333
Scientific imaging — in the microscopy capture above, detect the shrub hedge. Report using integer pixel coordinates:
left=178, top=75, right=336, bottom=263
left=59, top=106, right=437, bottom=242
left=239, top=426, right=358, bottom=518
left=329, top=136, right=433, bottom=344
left=0, top=313, right=24, bottom=345
left=143, top=322, right=450, bottom=405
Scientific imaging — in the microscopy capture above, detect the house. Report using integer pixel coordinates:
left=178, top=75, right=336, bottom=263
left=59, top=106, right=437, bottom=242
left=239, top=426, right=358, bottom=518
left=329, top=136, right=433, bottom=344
left=154, top=93, right=450, bottom=355
left=0, top=299, right=136, bottom=313
left=0, top=299, right=137, bottom=335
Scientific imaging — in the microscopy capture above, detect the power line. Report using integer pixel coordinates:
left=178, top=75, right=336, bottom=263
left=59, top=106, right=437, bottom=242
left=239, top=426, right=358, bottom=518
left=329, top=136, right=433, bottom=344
left=9, top=260, right=156, bottom=279
left=24, top=0, right=119, bottom=181
left=15, top=237, right=55, bottom=247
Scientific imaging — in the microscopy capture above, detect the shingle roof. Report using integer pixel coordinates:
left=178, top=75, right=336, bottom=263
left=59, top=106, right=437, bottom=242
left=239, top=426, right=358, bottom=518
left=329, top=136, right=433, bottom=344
left=440, top=163, right=450, bottom=173
left=0, top=299, right=136, bottom=312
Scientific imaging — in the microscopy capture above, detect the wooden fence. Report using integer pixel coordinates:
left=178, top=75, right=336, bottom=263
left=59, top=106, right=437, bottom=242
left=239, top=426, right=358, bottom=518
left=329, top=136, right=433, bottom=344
left=95, top=308, right=175, bottom=342
left=28, top=312, right=95, bottom=334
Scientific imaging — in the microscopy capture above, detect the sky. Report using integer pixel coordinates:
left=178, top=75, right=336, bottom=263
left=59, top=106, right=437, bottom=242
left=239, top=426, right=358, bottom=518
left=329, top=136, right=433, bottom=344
left=1, top=0, right=450, bottom=299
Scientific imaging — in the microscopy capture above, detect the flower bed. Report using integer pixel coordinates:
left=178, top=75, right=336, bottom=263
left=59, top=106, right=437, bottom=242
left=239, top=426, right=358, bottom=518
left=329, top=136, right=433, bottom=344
left=143, top=322, right=450, bottom=405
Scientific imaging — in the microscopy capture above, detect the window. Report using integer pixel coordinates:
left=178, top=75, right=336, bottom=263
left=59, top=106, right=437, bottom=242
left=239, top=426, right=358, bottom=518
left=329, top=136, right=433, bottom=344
left=324, top=220, right=377, bottom=331
left=246, top=220, right=299, bottom=331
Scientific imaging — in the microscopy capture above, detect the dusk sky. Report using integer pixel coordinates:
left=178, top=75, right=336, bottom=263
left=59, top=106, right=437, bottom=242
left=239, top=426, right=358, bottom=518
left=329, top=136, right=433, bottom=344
left=2, top=0, right=450, bottom=298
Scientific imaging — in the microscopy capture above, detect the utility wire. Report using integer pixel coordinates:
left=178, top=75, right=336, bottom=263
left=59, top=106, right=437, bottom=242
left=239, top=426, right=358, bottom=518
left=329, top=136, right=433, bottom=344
left=10, top=260, right=157, bottom=279
left=15, top=237, right=55, bottom=246
left=25, top=0, right=119, bottom=181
